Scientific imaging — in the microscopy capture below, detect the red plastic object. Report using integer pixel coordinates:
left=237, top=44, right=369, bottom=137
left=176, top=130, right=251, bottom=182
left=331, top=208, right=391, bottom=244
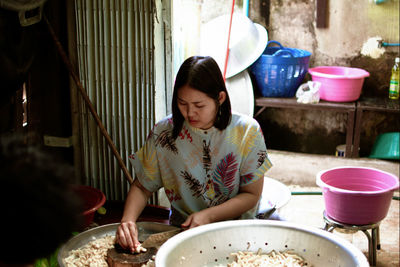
left=309, top=66, right=370, bottom=102
left=222, top=0, right=235, bottom=81
left=316, top=166, right=399, bottom=225
left=72, top=185, right=106, bottom=228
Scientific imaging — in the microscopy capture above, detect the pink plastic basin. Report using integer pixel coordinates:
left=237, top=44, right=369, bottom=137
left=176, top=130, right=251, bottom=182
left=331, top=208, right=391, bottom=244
left=316, top=166, right=399, bottom=225
left=308, top=66, right=370, bottom=102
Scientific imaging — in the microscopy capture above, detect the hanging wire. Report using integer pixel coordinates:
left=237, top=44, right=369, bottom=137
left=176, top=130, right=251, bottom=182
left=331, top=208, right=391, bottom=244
left=223, top=0, right=236, bottom=81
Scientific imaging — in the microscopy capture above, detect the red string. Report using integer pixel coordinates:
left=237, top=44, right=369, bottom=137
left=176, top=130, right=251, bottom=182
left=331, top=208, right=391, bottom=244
left=223, top=0, right=236, bottom=82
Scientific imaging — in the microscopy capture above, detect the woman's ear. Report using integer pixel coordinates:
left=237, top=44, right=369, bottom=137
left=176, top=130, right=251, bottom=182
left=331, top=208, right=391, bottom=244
left=218, top=91, right=227, bottom=105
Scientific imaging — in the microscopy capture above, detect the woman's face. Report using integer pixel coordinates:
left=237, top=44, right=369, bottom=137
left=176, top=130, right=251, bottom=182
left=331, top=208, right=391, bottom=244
left=177, top=84, right=225, bottom=130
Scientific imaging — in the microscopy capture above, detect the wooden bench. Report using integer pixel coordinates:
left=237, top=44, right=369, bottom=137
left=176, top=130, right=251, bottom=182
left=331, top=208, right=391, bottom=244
left=352, top=97, right=400, bottom=157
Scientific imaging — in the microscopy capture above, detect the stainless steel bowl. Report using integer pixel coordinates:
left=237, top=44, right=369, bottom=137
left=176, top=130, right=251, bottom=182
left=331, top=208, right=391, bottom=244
left=156, top=220, right=369, bottom=267
left=57, top=222, right=179, bottom=266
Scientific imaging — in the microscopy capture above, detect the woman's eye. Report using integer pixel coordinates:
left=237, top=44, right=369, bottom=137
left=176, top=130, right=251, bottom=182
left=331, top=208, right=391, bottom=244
left=195, top=105, right=205, bottom=108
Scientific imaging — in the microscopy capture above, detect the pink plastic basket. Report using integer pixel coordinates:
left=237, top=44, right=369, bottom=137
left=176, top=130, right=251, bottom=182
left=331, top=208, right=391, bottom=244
left=316, top=166, right=399, bottom=225
left=308, top=66, right=370, bottom=102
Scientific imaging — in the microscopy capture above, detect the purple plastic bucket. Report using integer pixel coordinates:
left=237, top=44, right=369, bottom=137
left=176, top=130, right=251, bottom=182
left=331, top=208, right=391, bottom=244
left=316, top=167, right=399, bottom=225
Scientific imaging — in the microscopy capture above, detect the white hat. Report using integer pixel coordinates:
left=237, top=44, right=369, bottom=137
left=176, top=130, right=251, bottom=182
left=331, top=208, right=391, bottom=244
left=200, top=13, right=268, bottom=78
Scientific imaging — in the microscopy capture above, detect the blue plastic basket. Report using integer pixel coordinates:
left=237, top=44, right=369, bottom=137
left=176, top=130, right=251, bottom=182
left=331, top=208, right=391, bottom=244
left=250, top=41, right=312, bottom=97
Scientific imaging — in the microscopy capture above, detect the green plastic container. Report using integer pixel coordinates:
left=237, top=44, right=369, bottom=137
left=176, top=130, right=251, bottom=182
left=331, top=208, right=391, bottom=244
left=370, top=132, right=400, bottom=160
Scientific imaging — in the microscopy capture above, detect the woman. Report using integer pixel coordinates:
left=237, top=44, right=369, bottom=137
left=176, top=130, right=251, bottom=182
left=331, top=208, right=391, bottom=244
left=117, top=56, right=272, bottom=253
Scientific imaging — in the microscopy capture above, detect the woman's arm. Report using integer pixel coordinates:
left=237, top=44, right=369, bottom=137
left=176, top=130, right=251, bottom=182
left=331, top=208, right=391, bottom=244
left=181, top=177, right=264, bottom=228
left=116, top=179, right=153, bottom=252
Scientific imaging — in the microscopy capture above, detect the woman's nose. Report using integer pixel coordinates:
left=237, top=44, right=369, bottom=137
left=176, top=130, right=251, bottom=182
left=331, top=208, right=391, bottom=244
left=186, top=105, right=194, bottom=117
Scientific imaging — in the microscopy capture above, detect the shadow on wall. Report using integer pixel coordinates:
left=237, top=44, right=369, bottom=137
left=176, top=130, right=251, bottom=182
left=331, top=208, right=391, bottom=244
left=257, top=107, right=400, bottom=158
left=258, top=116, right=346, bottom=157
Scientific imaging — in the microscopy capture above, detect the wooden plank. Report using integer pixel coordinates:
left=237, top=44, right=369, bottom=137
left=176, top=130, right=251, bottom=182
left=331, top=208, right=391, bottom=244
left=357, top=97, right=400, bottom=112
left=316, top=0, right=328, bottom=28
left=255, top=97, right=356, bottom=111
left=259, top=0, right=271, bottom=28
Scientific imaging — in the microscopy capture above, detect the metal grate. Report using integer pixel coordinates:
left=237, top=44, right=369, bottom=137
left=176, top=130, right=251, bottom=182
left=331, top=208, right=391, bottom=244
left=73, top=0, right=156, bottom=201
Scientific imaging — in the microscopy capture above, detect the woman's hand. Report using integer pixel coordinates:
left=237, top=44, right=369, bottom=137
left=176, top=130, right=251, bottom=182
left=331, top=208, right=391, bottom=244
left=181, top=178, right=264, bottom=229
left=116, top=179, right=153, bottom=253
left=116, top=221, right=142, bottom=253
left=181, top=209, right=213, bottom=229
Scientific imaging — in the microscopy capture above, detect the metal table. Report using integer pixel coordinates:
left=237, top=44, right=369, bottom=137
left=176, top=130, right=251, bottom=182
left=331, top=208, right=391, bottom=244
left=322, top=211, right=381, bottom=266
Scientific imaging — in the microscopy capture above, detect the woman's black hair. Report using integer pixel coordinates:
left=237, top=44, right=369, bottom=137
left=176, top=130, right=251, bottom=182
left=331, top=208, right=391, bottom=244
left=172, top=56, right=232, bottom=139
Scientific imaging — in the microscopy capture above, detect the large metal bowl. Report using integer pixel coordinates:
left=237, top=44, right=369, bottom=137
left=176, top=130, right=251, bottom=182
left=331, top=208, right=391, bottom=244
left=156, top=220, right=369, bottom=267
left=57, top=222, right=179, bottom=266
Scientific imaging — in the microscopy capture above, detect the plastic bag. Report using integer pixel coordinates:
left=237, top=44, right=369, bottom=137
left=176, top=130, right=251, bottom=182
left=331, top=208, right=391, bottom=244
left=296, top=81, right=321, bottom=104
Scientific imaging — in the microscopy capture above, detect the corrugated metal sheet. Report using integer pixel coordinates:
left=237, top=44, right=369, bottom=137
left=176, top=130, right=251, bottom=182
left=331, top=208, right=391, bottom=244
left=74, top=0, right=155, bottom=201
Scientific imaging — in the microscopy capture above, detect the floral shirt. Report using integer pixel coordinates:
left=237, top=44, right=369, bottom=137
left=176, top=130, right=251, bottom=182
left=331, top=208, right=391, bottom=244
left=129, top=112, right=272, bottom=225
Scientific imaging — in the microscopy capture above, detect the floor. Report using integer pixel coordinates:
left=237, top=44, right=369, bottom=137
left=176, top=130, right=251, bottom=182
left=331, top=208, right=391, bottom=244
left=93, top=149, right=399, bottom=267
left=264, top=150, right=400, bottom=267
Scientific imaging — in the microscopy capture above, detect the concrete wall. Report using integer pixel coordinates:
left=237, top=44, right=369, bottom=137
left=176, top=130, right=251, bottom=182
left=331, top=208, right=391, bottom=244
left=249, top=0, right=399, bottom=157
left=251, top=0, right=399, bottom=95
